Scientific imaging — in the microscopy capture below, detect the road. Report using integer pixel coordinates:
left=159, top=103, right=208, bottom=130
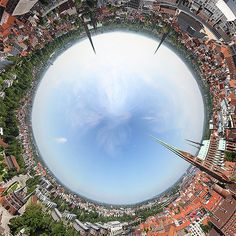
left=0, top=205, right=14, bottom=235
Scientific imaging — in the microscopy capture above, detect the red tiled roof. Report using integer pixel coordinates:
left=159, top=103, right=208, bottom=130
left=0, top=0, right=8, bottom=7
left=31, top=195, right=38, bottom=205
left=1, top=15, right=16, bottom=30
left=11, top=156, right=20, bottom=173
left=0, top=187, right=6, bottom=194
left=204, top=191, right=222, bottom=211
left=0, top=139, right=8, bottom=148
left=167, top=226, right=175, bottom=236
left=229, top=80, right=236, bottom=89
left=211, top=195, right=236, bottom=229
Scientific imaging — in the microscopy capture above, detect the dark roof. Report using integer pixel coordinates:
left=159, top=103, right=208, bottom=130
left=124, top=0, right=142, bottom=10
left=178, top=12, right=203, bottom=32
left=5, top=0, right=19, bottom=15
left=211, top=195, right=236, bottom=229
left=0, top=6, right=5, bottom=20
left=209, top=228, right=221, bottom=236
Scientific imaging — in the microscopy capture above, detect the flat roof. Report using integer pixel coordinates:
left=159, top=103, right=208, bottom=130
left=216, top=0, right=236, bottom=21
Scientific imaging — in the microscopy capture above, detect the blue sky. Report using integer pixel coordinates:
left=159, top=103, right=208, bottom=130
left=32, top=31, right=204, bottom=204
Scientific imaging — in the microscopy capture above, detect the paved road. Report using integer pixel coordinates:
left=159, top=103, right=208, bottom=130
left=0, top=206, right=14, bottom=235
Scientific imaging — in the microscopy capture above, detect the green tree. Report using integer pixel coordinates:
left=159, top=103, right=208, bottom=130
left=9, top=204, right=80, bottom=235
left=225, top=151, right=236, bottom=162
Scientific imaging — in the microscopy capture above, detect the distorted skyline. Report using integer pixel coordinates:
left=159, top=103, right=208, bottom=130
left=32, top=31, right=204, bottom=204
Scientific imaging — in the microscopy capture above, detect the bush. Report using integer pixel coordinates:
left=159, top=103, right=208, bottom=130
left=225, top=151, right=236, bottom=162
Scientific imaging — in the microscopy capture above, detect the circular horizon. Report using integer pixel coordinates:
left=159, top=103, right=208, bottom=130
left=32, top=31, right=204, bottom=205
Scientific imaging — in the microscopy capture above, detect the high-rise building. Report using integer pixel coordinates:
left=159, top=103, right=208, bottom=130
left=5, top=0, right=38, bottom=16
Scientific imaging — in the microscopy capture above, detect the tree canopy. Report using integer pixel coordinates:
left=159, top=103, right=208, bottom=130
left=9, top=205, right=80, bottom=236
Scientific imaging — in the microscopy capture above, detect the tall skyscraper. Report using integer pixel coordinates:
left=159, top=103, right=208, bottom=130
left=5, top=0, right=38, bottom=16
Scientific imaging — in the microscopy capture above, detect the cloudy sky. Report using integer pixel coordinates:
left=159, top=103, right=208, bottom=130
left=32, top=31, right=204, bottom=204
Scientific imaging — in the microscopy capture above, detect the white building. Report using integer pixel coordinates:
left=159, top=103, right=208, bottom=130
left=189, top=221, right=206, bottom=236
left=191, top=0, right=236, bottom=38
left=73, top=219, right=89, bottom=235
left=216, top=0, right=236, bottom=21
left=62, top=211, right=77, bottom=221
left=51, top=208, right=62, bottom=222
left=0, top=127, right=3, bottom=136
left=104, top=221, right=125, bottom=236
left=35, top=188, right=57, bottom=209
left=0, top=91, right=5, bottom=99
left=13, top=0, right=38, bottom=16
left=3, top=79, right=13, bottom=88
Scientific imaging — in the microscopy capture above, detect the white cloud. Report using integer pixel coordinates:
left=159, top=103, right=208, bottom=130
left=97, top=124, right=131, bottom=155
left=55, top=137, right=67, bottom=144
